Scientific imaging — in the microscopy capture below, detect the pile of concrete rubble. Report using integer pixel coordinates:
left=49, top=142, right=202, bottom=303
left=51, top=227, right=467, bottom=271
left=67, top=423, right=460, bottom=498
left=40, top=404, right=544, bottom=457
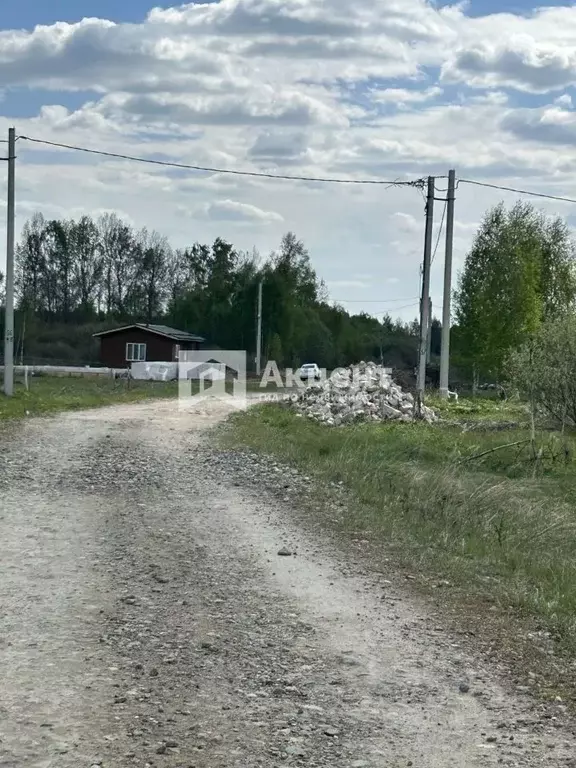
left=292, top=362, right=437, bottom=426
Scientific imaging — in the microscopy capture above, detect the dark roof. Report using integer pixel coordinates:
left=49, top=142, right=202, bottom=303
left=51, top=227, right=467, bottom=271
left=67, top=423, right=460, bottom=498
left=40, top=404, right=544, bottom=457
left=93, top=324, right=205, bottom=342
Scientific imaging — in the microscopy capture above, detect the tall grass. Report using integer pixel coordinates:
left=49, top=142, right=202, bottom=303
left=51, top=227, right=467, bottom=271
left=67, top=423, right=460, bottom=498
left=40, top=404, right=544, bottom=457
left=0, top=376, right=178, bottom=419
left=224, top=404, right=576, bottom=649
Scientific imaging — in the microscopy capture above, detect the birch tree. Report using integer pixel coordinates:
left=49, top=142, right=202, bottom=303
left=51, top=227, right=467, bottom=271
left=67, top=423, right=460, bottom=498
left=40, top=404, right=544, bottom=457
left=455, top=202, right=576, bottom=381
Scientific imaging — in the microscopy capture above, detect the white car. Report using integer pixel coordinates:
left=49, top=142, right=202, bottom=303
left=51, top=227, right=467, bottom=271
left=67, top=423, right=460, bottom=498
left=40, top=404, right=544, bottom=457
left=299, top=363, right=321, bottom=382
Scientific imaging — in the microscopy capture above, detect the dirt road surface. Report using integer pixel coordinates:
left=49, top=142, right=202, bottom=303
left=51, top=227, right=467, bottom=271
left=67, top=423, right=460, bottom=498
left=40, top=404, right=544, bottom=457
left=1, top=398, right=576, bottom=768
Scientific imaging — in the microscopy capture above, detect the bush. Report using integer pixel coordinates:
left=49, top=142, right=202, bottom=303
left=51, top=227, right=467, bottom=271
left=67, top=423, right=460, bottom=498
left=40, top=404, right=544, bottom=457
left=507, top=314, right=576, bottom=426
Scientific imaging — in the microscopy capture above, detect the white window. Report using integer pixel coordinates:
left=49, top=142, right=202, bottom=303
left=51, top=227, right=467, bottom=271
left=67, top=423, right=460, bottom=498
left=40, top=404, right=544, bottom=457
left=126, top=343, right=146, bottom=362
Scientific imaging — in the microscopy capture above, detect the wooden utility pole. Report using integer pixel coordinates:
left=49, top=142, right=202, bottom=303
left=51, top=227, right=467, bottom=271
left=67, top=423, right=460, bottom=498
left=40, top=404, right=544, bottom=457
left=439, top=170, right=456, bottom=398
left=417, top=177, right=434, bottom=397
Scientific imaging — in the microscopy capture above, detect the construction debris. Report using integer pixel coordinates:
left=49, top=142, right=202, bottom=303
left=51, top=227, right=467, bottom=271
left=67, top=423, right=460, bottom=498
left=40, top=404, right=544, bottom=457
left=291, top=362, right=437, bottom=426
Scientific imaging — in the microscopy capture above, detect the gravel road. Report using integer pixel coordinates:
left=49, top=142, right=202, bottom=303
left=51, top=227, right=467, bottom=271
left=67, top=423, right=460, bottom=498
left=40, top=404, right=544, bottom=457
left=1, top=398, right=576, bottom=768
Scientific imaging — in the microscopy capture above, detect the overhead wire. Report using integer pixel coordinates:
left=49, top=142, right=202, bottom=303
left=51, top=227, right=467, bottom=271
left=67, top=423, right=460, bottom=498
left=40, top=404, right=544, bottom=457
left=13, top=135, right=576, bottom=201
left=431, top=199, right=447, bottom=266
left=16, top=135, right=576, bottom=314
left=372, top=302, right=421, bottom=314
left=327, top=297, right=420, bottom=314
left=17, top=135, right=427, bottom=187
left=9, top=134, right=431, bottom=311
left=329, top=296, right=420, bottom=304
left=458, top=178, right=576, bottom=205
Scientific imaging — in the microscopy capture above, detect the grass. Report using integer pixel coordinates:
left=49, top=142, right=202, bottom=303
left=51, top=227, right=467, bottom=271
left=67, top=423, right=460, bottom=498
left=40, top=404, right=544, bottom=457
left=222, top=397, right=576, bottom=669
left=427, top=392, right=530, bottom=423
left=0, top=375, right=179, bottom=419
left=0, top=374, right=295, bottom=421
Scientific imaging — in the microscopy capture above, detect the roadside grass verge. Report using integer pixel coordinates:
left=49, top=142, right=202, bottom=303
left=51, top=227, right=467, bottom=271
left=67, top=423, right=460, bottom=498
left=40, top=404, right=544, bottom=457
left=222, top=401, right=576, bottom=663
left=0, top=375, right=299, bottom=420
left=0, top=376, right=179, bottom=419
left=427, top=393, right=530, bottom=424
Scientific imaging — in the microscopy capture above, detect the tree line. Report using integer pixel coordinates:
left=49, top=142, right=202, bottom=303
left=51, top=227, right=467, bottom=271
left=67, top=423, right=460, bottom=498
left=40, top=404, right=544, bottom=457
left=11, top=199, right=565, bottom=383
left=10, top=212, right=422, bottom=371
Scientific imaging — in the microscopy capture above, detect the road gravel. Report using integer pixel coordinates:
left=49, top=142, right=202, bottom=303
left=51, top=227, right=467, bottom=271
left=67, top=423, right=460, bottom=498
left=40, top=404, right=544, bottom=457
left=1, top=397, right=576, bottom=767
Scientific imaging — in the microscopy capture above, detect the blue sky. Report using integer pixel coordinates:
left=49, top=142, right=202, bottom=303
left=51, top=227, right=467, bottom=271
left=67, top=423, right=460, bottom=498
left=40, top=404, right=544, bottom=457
left=466, top=0, right=563, bottom=12
left=1, top=0, right=576, bottom=320
left=2, top=1, right=171, bottom=27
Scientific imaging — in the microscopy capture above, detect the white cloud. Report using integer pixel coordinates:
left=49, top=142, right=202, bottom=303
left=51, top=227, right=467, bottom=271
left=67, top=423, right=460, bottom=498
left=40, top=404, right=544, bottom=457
left=555, top=93, right=573, bottom=108
left=442, top=8, right=576, bottom=93
left=0, top=1, right=453, bottom=98
left=390, top=212, right=420, bottom=233
left=371, top=86, right=442, bottom=107
left=443, top=41, right=576, bottom=93
left=199, top=199, right=284, bottom=224
left=3, top=1, right=576, bottom=320
left=501, top=106, right=576, bottom=146
left=465, top=90, right=509, bottom=106
left=95, top=89, right=350, bottom=128
left=248, top=129, right=310, bottom=164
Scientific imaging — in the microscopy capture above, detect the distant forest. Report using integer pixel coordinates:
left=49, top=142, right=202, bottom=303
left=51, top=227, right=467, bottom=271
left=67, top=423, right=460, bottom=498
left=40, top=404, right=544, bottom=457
left=0, top=212, right=445, bottom=380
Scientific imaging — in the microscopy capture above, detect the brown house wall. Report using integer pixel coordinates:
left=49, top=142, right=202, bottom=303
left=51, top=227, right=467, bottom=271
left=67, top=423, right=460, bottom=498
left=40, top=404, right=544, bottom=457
left=98, top=329, right=200, bottom=368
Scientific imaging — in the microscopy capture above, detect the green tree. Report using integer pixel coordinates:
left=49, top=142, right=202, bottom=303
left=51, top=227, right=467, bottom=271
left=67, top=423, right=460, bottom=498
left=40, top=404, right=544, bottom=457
left=97, top=212, right=136, bottom=317
left=16, top=212, right=46, bottom=315
left=268, top=333, right=283, bottom=366
left=69, top=215, right=102, bottom=320
left=507, top=314, right=576, bottom=426
left=14, top=215, right=424, bottom=373
left=454, top=201, right=576, bottom=381
left=261, top=232, right=321, bottom=366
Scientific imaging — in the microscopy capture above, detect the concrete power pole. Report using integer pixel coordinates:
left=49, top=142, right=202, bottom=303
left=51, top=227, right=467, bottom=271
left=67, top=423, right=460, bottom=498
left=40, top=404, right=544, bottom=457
left=4, top=127, right=15, bottom=397
left=426, top=297, right=432, bottom=365
left=439, top=170, right=456, bottom=399
left=417, top=176, right=434, bottom=397
left=255, top=279, right=263, bottom=376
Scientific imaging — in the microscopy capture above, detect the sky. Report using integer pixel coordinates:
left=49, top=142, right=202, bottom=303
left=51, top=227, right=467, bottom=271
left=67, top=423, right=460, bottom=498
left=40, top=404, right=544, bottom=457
left=2, top=0, right=576, bottom=324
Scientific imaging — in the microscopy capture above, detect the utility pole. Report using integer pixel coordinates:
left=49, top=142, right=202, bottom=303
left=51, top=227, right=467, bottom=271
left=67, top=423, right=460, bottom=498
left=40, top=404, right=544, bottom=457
left=4, top=127, right=15, bottom=397
left=255, top=279, right=263, bottom=376
left=417, top=176, right=434, bottom=397
left=426, top=297, right=432, bottom=365
left=439, top=170, right=456, bottom=399
left=20, top=314, right=25, bottom=366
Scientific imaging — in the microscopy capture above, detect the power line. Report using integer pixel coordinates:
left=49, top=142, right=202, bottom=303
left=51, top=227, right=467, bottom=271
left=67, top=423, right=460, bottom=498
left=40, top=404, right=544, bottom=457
left=459, top=178, right=576, bottom=205
left=18, top=134, right=576, bottom=201
left=18, top=135, right=427, bottom=187
left=329, top=296, right=420, bottom=304
left=373, top=302, right=420, bottom=314
left=327, top=299, right=420, bottom=314
left=431, top=199, right=447, bottom=266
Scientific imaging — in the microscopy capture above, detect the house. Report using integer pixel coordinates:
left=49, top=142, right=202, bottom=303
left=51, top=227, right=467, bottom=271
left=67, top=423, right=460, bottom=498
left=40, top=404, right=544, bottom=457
left=93, top=324, right=205, bottom=369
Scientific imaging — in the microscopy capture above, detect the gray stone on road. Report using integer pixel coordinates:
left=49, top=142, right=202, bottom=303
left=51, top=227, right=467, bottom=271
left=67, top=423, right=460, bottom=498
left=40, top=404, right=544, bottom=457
left=0, top=398, right=574, bottom=766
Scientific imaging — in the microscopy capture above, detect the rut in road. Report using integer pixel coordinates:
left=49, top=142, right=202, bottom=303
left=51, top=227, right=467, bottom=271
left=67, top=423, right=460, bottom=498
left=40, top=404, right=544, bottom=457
left=1, top=398, right=575, bottom=768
